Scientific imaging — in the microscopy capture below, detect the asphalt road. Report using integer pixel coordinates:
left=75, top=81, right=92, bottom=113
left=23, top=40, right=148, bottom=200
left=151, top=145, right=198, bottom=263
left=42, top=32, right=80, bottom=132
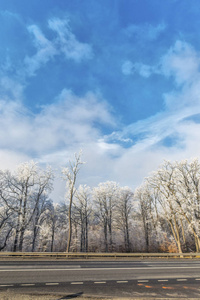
left=1, top=259, right=200, bottom=298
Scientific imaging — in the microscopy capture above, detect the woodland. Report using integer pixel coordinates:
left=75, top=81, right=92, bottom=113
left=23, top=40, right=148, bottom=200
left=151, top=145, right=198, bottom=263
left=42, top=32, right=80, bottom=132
left=0, top=153, right=200, bottom=253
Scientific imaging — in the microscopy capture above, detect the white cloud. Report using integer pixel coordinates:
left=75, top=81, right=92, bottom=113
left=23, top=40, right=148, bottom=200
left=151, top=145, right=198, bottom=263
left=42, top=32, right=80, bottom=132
left=24, top=25, right=57, bottom=76
left=122, top=40, right=200, bottom=84
left=161, top=40, right=200, bottom=86
left=0, top=149, right=30, bottom=172
left=0, top=76, right=24, bottom=101
left=122, top=60, right=134, bottom=75
left=48, top=18, right=93, bottom=62
left=0, top=89, right=115, bottom=155
left=24, top=18, right=93, bottom=77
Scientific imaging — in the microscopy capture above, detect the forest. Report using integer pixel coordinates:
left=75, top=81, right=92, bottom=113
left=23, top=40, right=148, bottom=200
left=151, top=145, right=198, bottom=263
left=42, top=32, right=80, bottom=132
left=0, top=154, right=200, bottom=253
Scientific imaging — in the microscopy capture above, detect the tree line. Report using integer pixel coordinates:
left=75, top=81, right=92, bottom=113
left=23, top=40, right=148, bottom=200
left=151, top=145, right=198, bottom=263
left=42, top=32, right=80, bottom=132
left=0, top=155, right=200, bottom=253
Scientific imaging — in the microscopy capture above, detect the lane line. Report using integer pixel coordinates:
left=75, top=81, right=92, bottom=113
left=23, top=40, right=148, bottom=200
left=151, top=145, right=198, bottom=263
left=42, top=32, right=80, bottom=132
left=158, top=280, right=168, bottom=282
left=1, top=278, right=200, bottom=287
left=0, top=265, right=81, bottom=269
left=177, top=279, right=187, bottom=281
left=0, top=284, right=14, bottom=287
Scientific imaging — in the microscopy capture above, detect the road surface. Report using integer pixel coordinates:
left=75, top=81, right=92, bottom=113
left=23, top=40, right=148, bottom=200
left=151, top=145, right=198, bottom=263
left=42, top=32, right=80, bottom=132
left=1, top=259, right=200, bottom=298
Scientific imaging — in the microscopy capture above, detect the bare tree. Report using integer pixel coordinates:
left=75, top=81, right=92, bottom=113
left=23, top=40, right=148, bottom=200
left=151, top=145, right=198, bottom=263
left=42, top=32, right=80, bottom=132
left=62, top=151, right=84, bottom=253
left=72, top=185, right=91, bottom=252
left=0, top=161, right=54, bottom=252
left=0, top=204, right=14, bottom=251
left=31, top=195, right=51, bottom=252
left=93, top=181, right=118, bottom=252
left=135, top=183, right=161, bottom=252
left=115, top=187, right=133, bottom=252
left=147, top=162, right=183, bottom=253
left=170, top=159, right=200, bottom=251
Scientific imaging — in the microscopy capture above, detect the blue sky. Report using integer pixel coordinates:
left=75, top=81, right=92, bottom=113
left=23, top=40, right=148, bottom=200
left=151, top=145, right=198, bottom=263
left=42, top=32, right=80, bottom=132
left=1, top=0, right=200, bottom=200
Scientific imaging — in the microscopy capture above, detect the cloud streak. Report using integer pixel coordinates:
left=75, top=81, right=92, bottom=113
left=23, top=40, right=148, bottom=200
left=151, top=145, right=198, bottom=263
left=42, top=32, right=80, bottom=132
left=118, top=40, right=200, bottom=174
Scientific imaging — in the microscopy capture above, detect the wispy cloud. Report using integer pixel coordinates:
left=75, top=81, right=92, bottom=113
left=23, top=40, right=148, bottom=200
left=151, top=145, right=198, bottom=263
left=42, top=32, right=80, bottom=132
left=123, top=40, right=200, bottom=82
left=24, top=18, right=93, bottom=77
left=48, top=18, right=93, bottom=62
left=122, top=60, right=158, bottom=77
left=0, top=76, right=24, bottom=101
left=119, top=40, right=200, bottom=166
left=125, top=22, right=166, bottom=41
left=24, top=25, right=57, bottom=76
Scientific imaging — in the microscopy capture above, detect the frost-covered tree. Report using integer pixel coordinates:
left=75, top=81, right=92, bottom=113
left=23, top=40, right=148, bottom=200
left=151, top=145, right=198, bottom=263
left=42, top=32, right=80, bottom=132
left=72, top=185, right=91, bottom=252
left=169, top=159, right=200, bottom=251
left=31, top=195, right=51, bottom=252
left=147, top=162, right=183, bottom=253
left=93, top=181, right=119, bottom=252
left=62, top=151, right=84, bottom=252
left=0, top=204, right=13, bottom=251
left=115, top=187, right=133, bottom=252
left=135, top=159, right=200, bottom=253
left=0, top=161, right=54, bottom=251
left=135, top=184, right=154, bottom=252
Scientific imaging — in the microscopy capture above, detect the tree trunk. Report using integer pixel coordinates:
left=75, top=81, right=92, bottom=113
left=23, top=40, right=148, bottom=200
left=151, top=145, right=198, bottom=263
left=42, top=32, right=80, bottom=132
left=104, top=220, right=108, bottom=252
left=32, top=226, right=38, bottom=252
left=169, top=218, right=182, bottom=253
left=19, top=226, right=25, bottom=251
left=145, top=222, right=149, bottom=252
left=51, top=226, right=55, bottom=252
left=85, top=215, right=88, bottom=252
left=125, top=214, right=130, bottom=252
left=13, top=216, right=20, bottom=252
left=66, top=192, right=73, bottom=253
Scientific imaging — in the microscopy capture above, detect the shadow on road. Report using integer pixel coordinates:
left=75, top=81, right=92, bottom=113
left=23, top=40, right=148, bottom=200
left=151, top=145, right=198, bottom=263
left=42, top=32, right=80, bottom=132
left=57, top=291, right=83, bottom=299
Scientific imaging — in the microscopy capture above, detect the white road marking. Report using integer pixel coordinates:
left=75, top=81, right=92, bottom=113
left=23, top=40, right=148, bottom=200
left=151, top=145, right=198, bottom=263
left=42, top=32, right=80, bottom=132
left=0, top=284, right=14, bottom=287
left=94, top=281, right=106, bottom=284
left=0, top=265, right=81, bottom=269
left=195, top=278, right=200, bottom=280
left=45, top=283, right=59, bottom=285
left=71, top=282, right=83, bottom=285
left=138, top=280, right=149, bottom=282
left=177, top=279, right=187, bottom=281
left=158, top=280, right=168, bottom=282
left=20, top=284, right=35, bottom=286
left=117, top=281, right=128, bottom=283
